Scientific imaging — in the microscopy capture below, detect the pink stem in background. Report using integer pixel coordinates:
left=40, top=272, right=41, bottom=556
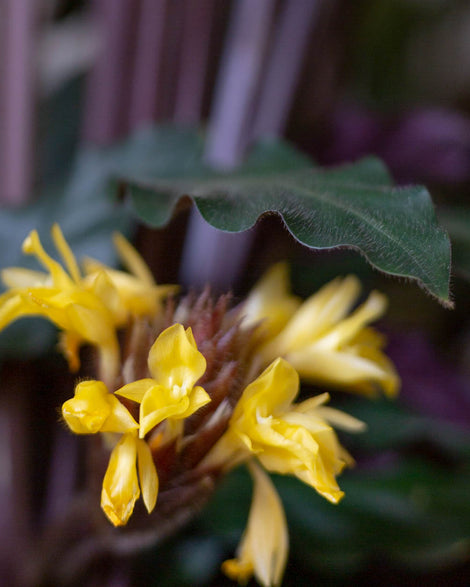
left=157, top=0, right=185, bottom=121
left=251, top=0, right=321, bottom=138
left=128, top=0, right=170, bottom=128
left=82, top=0, right=138, bottom=144
left=204, top=0, right=275, bottom=169
left=179, top=0, right=275, bottom=290
left=173, top=0, right=215, bottom=126
left=0, top=0, right=37, bottom=205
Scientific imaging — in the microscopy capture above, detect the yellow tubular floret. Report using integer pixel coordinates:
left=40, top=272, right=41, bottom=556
left=203, top=358, right=353, bottom=505
left=222, top=462, right=288, bottom=587
left=113, top=232, right=155, bottom=286
left=115, top=324, right=210, bottom=439
left=82, top=232, right=178, bottom=320
left=63, top=379, right=159, bottom=527
left=51, top=224, right=82, bottom=283
left=242, top=268, right=400, bottom=398
left=0, top=226, right=178, bottom=384
left=241, top=263, right=301, bottom=339
left=101, top=434, right=141, bottom=526
left=62, top=380, right=139, bottom=435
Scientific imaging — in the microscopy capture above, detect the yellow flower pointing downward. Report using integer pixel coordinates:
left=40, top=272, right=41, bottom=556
left=62, top=324, right=210, bottom=526
left=204, top=358, right=364, bottom=586
left=62, top=380, right=158, bottom=526
left=223, top=462, right=288, bottom=587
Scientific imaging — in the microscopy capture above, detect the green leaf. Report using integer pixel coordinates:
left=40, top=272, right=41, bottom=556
left=117, top=126, right=451, bottom=304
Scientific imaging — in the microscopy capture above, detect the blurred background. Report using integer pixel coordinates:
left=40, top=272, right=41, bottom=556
left=0, top=0, right=469, bottom=585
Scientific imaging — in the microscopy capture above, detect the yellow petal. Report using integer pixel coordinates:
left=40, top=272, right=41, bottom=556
left=115, top=378, right=157, bottom=403
left=350, top=343, right=400, bottom=398
left=113, top=232, right=155, bottom=286
left=295, top=394, right=367, bottom=432
left=147, top=324, right=206, bottom=390
left=22, top=230, right=73, bottom=290
left=101, top=434, right=140, bottom=526
left=51, top=223, right=81, bottom=283
left=101, top=397, right=140, bottom=434
left=0, top=291, right=39, bottom=330
left=137, top=439, right=158, bottom=513
left=1, top=267, right=49, bottom=289
left=139, top=384, right=191, bottom=438
left=241, top=263, right=300, bottom=338
left=64, top=303, right=120, bottom=383
left=222, top=462, right=288, bottom=587
left=316, top=291, right=387, bottom=350
left=263, top=275, right=361, bottom=358
left=62, top=380, right=112, bottom=434
left=313, top=406, right=367, bottom=433
left=186, top=385, right=211, bottom=416
left=286, top=346, right=393, bottom=393
left=58, top=331, right=81, bottom=372
left=62, top=380, right=138, bottom=434
left=86, top=270, right=127, bottom=325
left=233, top=358, right=299, bottom=421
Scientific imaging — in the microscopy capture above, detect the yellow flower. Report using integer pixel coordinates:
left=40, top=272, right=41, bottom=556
left=0, top=225, right=175, bottom=384
left=222, top=462, right=288, bottom=587
left=204, top=358, right=363, bottom=504
left=0, top=225, right=120, bottom=381
left=82, top=232, right=177, bottom=320
left=62, top=380, right=158, bottom=526
left=62, top=380, right=139, bottom=434
left=101, top=432, right=158, bottom=527
left=116, top=323, right=211, bottom=440
left=243, top=268, right=399, bottom=397
left=241, top=263, right=300, bottom=339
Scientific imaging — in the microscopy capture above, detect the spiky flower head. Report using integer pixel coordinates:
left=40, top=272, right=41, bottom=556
left=0, top=227, right=399, bottom=587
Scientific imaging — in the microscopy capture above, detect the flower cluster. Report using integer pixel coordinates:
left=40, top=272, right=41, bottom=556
left=0, top=227, right=399, bottom=587
left=62, top=323, right=209, bottom=526
left=241, top=263, right=399, bottom=398
left=0, top=225, right=174, bottom=383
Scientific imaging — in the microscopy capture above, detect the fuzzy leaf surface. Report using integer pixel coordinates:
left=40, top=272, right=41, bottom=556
left=117, top=127, right=451, bottom=303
